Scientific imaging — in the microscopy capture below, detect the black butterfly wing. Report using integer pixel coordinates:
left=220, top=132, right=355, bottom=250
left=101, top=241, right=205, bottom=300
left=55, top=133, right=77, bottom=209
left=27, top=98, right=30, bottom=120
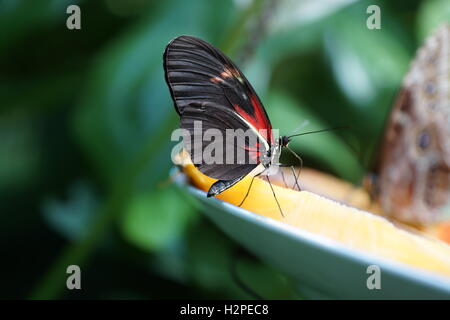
left=181, top=101, right=266, bottom=180
left=164, top=35, right=273, bottom=144
left=164, top=35, right=274, bottom=182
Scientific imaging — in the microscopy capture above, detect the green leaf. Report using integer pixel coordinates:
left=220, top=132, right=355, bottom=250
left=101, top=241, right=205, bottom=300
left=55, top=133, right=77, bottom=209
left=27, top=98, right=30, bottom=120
left=269, top=0, right=357, bottom=33
left=324, top=2, right=410, bottom=109
left=243, top=0, right=356, bottom=95
left=121, top=185, right=197, bottom=252
left=417, top=0, right=450, bottom=42
left=42, top=181, right=99, bottom=241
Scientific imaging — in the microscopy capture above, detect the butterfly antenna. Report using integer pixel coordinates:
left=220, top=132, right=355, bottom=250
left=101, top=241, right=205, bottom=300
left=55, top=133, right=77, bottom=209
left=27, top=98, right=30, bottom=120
left=288, top=125, right=350, bottom=139
left=266, top=175, right=284, bottom=218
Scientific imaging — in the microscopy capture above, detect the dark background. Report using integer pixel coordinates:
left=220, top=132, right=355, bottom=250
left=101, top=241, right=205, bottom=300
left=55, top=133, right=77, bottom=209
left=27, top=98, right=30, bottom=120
left=1, top=0, right=448, bottom=299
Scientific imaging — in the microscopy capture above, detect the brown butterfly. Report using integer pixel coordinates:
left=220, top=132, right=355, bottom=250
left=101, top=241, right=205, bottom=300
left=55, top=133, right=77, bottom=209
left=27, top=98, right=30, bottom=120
left=370, top=24, right=450, bottom=226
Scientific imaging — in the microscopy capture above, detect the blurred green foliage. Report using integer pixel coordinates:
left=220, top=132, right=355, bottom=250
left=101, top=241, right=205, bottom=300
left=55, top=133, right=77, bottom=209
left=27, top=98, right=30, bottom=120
left=1, top=0, right=449, bottom=299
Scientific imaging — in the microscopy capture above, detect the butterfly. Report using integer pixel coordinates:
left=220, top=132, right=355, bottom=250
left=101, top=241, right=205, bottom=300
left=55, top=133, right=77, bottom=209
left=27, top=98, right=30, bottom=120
left=370, top=24, right=450, bottom=226
left=164, top=35, right=300, bottom=214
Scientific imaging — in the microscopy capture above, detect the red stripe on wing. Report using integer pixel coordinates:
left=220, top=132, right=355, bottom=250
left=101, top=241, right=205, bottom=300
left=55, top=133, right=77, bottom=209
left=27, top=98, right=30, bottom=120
left=233, top=96, right=274, bottom=144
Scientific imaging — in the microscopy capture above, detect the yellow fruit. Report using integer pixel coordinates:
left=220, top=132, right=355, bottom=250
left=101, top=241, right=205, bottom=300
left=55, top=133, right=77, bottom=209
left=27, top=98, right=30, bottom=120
left=178, top=155, right=450, bottom=278
left=426, top=222, right=450, bottom=244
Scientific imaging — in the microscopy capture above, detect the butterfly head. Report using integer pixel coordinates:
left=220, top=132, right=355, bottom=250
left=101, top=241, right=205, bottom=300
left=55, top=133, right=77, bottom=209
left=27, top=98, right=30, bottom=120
left=260, top=136, right=290, bottom=169
left=280, top=135, right=291, bottom=148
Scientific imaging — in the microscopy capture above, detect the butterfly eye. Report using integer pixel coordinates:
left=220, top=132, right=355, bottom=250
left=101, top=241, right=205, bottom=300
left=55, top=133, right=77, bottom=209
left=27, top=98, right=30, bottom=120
left=418, top=130, right=431, bottom=150
left=280, top=136, right=290, bottom=147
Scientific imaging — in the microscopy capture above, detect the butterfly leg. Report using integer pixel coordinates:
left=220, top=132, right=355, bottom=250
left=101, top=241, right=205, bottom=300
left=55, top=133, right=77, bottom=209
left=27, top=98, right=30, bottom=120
left=266, top=175, right=284, bottom=218
left=290, top=165, right=302, bottom=191
left=278, top=163, right=302, bottom=191
left=285, top=146, right=303, bottom=191
left=238, top=173, right=261, bottom=207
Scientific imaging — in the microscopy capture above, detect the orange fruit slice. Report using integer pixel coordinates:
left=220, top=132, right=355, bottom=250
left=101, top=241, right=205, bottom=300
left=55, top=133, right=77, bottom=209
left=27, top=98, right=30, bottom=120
left=177, top=154, right=450, bottom=278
